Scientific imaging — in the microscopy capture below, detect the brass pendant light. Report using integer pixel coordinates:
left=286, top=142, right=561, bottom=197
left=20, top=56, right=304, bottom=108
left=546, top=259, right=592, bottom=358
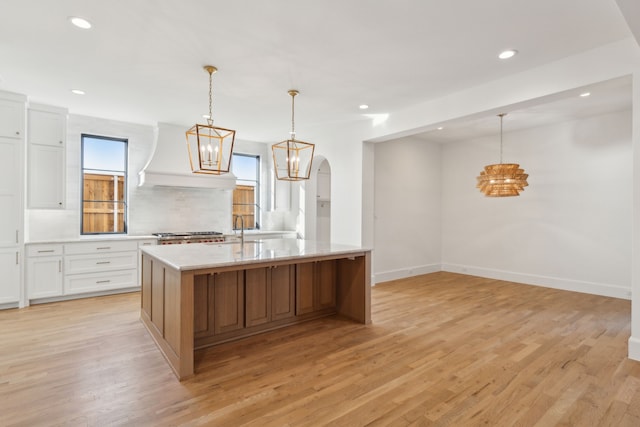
left=186, top=65, right=236, bottom=175
left=272, top=90, right=315, bottom=181
left=476, top=113, right=528, bottom=197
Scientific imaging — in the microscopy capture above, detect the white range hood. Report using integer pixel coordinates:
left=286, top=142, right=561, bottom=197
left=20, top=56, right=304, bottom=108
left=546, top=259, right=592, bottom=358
left=138, top=122, right=237, bottom=189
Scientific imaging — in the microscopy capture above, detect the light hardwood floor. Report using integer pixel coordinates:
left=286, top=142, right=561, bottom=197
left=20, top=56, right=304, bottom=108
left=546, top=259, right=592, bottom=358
left=1, top=272, right=639, bottom=426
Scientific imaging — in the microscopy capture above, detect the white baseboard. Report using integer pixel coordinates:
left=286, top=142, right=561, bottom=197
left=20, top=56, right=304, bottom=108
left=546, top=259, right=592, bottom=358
left=629, top=337, right=640, bottom=361
left=441, top=263, right=631, bottom=300
left=375, top=263, right=441, bottom=284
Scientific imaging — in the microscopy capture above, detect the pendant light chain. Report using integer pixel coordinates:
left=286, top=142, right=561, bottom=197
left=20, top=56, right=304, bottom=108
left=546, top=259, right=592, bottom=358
left=290, top=92, right=296, bottom=139
left=499, top=113, right=503, bottom=164
left=207, top=69, right=214, bottom=125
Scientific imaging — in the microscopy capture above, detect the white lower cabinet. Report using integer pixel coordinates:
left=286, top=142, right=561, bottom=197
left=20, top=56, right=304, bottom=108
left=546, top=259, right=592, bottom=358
left=65, top=269, right=138, bottom=295
left=25, top=238, right=154, bottom=302
left=0, top=248, right=20, bottom=305
left=26, top=244, right=63, bottom=299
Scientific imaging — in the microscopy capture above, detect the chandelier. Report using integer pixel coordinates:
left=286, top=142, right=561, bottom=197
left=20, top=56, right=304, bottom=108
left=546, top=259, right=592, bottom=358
left=272, top=90, right=315, bottom=181
left=476, top=113, right=528, bottom=197
left=186, top=65, right=235, bottom=175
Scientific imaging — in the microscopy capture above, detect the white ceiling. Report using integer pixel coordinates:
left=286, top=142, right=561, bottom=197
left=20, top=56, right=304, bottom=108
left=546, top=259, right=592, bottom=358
left=0, top=0, right=635, bottom=142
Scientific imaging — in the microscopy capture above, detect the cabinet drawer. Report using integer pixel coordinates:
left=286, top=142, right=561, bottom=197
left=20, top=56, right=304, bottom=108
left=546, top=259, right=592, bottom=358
left=65, top=251, right=137, bottom=274
left=65, top=240, right=137, bottom=255
left=27, top=244, right=63, bottom=257
left=138, top=239, right=156, bottom=248
left=64, top=269, right=138, bottom=295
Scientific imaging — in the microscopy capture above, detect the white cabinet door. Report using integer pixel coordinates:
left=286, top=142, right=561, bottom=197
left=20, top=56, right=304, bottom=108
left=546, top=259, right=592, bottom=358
left=0, top=138, right=21, bottom=247
left=27, top=256, right=63, bottom=299
left=28, top=144, right=65, bottom=209
left=27, top=105, right=66, bottom=209
left=0, top=248, right=20, bottom=304
left=0, top=98, right=24, bottom=139
left=28, top=108, right=66, bottom=146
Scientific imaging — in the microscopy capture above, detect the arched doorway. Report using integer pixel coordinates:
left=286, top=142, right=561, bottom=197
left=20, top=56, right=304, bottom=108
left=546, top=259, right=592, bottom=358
left=302, top=156, right=331, bottom=241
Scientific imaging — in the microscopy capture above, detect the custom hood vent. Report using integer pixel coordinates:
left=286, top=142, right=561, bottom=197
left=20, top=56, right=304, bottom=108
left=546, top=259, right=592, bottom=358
left=138, top=122, right=237, bottom=189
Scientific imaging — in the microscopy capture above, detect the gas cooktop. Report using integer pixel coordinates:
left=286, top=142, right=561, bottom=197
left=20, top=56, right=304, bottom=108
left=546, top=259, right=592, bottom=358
left=152, top=231, right=225, bottom=244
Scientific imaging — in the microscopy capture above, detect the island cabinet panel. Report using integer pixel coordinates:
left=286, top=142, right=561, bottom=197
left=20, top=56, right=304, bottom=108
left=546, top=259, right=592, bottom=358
left=245, top=268, right=271, bottom=327
left=296, top=262, right=315, bottom=315
left=163, top=268, right=182, bottom=355
left=141, top=255, right=152, bottom=316
left=317, top=260, right=337, bottom=310
left=213, top=271, right=245, bottom=334
left=296, top=260, right=337, bottom=316
left=336, top=255, right=371, bottom=324
left=271, top=265, right=295, bottom=321
left=151, top=261, right=165, bottom=333
left=194, top=274, right=214, bottom=337
left=245, top=265, right=295, bottom=327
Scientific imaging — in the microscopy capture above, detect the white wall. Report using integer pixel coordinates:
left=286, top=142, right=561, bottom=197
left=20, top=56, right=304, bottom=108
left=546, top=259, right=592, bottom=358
left=373, top=137, right=442, bottom=282
left=372, top=110, right=631, bottom=297
left=305, top=121, right=368, bottom=246
left=629, top=70, right=640, bottom=359
left=441, top=110, right=632, bottom=298
left=25, top=115, right=284, bottom=240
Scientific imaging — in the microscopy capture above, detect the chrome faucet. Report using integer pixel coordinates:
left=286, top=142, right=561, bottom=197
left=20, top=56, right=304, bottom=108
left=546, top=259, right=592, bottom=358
left=233, top=215, right=244, bottom=245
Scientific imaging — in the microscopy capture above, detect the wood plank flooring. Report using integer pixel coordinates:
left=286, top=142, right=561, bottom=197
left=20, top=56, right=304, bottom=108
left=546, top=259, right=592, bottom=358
left=1, top=272, right=640, bottom=426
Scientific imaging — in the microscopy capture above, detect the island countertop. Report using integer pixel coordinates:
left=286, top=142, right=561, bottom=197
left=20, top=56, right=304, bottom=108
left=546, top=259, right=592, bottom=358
left=140, top=238, right=369, bottom=271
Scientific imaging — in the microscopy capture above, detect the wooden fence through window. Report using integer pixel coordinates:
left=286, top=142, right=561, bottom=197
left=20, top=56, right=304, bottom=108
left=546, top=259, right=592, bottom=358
left=82, top=173, right=125, bottom=234
left=233, top=185, right=256, bottom=229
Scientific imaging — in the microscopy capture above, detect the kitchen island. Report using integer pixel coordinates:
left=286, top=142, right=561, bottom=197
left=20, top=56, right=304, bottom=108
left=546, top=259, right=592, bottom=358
left=140, top=239, right=371, bottom=380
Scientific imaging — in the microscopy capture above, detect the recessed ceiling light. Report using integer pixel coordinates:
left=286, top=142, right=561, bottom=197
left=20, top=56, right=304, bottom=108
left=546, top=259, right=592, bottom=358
left=71, top=89, right=85, bottom=95
left=498, top=49, right=518, bottom=60
left=580, top=92, right=591, bottom=97
left=359, top=104, right=369, bottom=110
left=437, top=127, right=444, bottom=130
left=69, top=16, right=92, bottom=29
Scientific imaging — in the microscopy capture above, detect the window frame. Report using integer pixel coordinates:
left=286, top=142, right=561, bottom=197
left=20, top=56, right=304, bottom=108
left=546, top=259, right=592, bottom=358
left=232, top=153, right=261, bottom=230
left=80, top=133, right=128, bottom=235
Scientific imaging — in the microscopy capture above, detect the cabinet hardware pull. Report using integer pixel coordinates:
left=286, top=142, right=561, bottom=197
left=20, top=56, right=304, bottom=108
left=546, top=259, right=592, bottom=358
left=15, top=251, right=19, bottom=265
left=58, top=260, right=61, bottom=273
left=96, top=247, right=111, bottom=250
left=38, top=249, right=55, bottom=253
left=15, top=230, right=19, bottom=244
left=96, top=261, right=111, bottom=265
left=15, top=131, right=20, bottom=135
left=96, top=280, right=111, bottom=284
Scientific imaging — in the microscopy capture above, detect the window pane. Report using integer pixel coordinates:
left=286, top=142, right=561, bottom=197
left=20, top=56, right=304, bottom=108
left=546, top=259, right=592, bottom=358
left=232, top=154, right=259, bottom=230
left=232, top=154, right=258, bottom=181
left=83, top=136, right=126, bottom=172
left=81, top=135, right=127, bottom=234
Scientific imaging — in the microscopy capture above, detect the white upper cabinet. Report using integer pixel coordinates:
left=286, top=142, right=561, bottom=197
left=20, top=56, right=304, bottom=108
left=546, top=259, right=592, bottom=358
left=28, top=108, right=66, bottom=146
left=0, top=91, right=24, bottom=308
left=27, top=104, right=67, bottom=209
left=0, top=97, right=25, bottom=139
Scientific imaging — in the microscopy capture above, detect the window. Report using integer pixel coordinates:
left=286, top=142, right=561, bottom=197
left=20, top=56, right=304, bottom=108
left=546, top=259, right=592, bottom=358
left=232, top=153, right=260, bottom=230
left=81, top=134, right=128, bottom=234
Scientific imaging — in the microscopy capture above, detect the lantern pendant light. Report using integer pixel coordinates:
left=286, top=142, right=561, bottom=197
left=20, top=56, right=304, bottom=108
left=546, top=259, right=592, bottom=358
left=476, top=113, right=528, bottom=197
left=186, top=65, right=236, bottom=175
left=272, top=90, right=315, bottom=181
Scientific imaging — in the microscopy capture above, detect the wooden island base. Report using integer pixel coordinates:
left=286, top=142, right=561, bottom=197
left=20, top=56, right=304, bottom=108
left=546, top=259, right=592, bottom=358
left=140, top=250, right=371, bottom=380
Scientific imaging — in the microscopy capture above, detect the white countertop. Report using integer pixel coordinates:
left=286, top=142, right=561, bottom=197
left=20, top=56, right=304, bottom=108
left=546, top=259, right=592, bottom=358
left=140, top=238, right=369, bottom=271
left=26, top=235, right=156, bottom=245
